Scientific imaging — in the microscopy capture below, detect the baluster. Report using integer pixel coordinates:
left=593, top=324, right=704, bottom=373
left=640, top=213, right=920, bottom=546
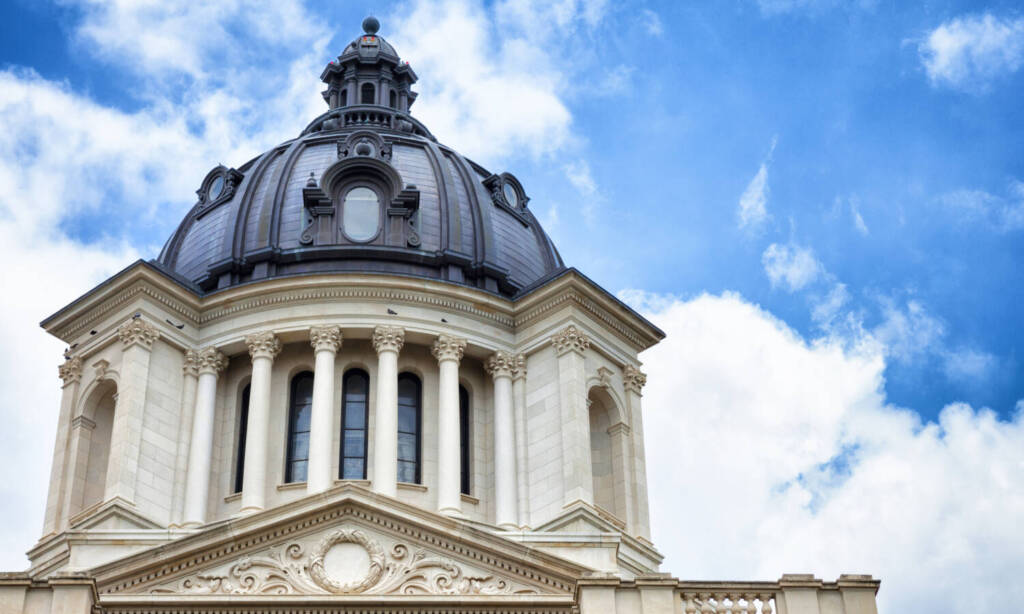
left=759, top=594, right=774, bottom=614
left=744, top=593, right=757, bottom=614
left=700, top=593, right=715, bottom=614
left=684, top=593, right=698, bottom=614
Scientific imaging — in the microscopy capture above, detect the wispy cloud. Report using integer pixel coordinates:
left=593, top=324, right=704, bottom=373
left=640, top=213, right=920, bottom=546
left=762, top=242, right=825, bottom=292
left=737, top=136, right=778, bottom=231
left=919, top=13, right=1024, bottom=92
left=564, top=159, right=601, bottom=223
left=939, top=181, right=1024, bottom=231
left=640, top=9, right=663, bottom=36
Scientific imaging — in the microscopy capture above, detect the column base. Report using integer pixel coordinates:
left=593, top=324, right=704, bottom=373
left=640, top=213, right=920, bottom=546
left=239, top=505, right=263, bottom=515
left=180, top=520, right=203, bottom=529
left=497, top=522, right=520, bottom=532
left=438, top=506, right=465, bottom=518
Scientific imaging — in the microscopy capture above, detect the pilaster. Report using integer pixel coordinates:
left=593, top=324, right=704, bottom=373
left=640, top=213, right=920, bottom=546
left=624, top=364, right=651, bottom=540
left=42, top=355, right=83, bottom=535
left=511, top=352, right=530, bottom=528
left=171, top=350, right=200, bottom=526
left=552, top=325, right=593, bottom=507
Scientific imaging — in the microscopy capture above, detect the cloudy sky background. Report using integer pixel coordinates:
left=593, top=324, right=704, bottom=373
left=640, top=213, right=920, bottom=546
left=1, top=1, right=1022, bottom=611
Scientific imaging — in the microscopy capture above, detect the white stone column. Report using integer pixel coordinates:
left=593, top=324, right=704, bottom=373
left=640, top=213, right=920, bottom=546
left=624, top=365, right=651, bottom=540
left=105, top=318, right=160, bottom=503
left=552, top=325, right=593, bottom=507
left=308, top=325, right=342, bottom=495
left=241, top=331, right=281, bottom=514
left=182, top=347, right=228, bottom=527
left=43, top=356, right=83, bottom=535
left=171, top=350, right=200, bottom=526
left=431, top=334, right=466, bottom=516
left=486, top=351, right=518, bottom=530
left=371, top=325, right=404, bottom=497
left=512, top=353, right=530, bottom=528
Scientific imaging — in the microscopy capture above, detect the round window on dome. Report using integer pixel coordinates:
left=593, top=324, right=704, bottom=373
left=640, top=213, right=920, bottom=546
left=208, top=175, right=224, bottom=201
left=502, top=182, right=518, bottom=208
left=342, top=186, right=380, bottom=241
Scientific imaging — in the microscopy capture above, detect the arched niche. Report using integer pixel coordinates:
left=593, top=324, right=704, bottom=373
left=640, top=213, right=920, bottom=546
left=588, top=386, right=627, bottom=522
left=70, top=379, right=118, bottom=517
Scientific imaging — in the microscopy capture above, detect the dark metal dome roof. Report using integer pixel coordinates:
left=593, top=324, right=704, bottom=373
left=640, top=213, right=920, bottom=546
left=155, top=19, right=564, bottom=298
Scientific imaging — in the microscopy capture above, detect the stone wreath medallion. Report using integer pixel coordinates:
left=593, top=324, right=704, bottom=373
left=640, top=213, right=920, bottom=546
left=308, top=529, right=385, bottom=593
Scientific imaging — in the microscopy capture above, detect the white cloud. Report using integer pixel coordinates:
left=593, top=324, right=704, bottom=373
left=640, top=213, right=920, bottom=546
left=872, top=297, right=946, bottom=364
left=622, top=291, right=1024, bottom=613
left=640, top=9, right=664, bottom=36
left=849, top=197, right=869, bottom=235
left=940, top=181, right=1024, bottom=231
left=920, top=13, right=1024, bottom=91
left=762, top=242, right=824, bottom=291
left=942, top=347, right=997, bottom=383
left=737, top=136, right=777, bottom=231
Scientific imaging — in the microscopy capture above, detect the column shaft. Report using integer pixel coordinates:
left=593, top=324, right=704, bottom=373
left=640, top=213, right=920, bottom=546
left=486, top=351, right=518, bottom=530
left=241, top=332, right=280, bottom=514
left=308, top=325, right=342, bottom=495
left=432, top=334, right=466, bottom=516
left=372, top=326, right=404, bottom=497
left=512, top=354, right=530, bottom=529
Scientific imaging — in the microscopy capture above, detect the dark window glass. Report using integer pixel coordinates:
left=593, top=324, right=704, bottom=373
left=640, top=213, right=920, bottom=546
left=459, top=386, right=470, bottom=495
left=361, top=83, right=375, bottom=104
left=285, top=372, right=314, bottom=483
left=233, top=385, right=250, bottom=493
left=397, top=373, right=421, bottom=484
left=339, top=89, right=347, bottom=106
left=389, top=90, right=397, bottom=109
left=340, top=370, right=369, bottom=480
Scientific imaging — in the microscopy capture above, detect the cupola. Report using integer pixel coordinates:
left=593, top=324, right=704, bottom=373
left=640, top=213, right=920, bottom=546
left=319, top=16, right=419, bottom=112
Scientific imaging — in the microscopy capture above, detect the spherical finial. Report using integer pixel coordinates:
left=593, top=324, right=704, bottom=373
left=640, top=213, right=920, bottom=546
left=362, top=16, right=380, bottom=35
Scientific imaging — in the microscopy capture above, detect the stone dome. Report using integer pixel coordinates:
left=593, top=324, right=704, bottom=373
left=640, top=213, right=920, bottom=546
left=156, top=19, right=564, bottom=298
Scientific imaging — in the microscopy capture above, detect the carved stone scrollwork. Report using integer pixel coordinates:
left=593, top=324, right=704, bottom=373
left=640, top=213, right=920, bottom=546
left=308, top=529, right=385, bottom=594
left=309, top=325, right=343, bottom=354
left=431, top=334, right=466, bottom=364
left=196, top=347, right=229, bottom=375
left=484, top=351, right=515, bottom=379
left=597, top=366, right=614, bottom=389
left=117, top=318, right=160, bottom=350
left=624, top=365, right=647, bottom=395
left=183, top=349, right=200, bottom=377
left=245, top=331, right=282, bottom=361
left=551, top=325, right=590, bottom=357
left=58, top=355, right=82, bottom=384
left=372, top=325, right=405, bottom=354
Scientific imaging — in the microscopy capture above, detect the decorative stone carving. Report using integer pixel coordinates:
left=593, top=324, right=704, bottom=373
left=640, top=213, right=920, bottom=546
left=512, top=353, right=527, bottom=380
left=551, top=325, right=590, bottom=356
left=624, top=365, right=647, bottom=395
left=309, top=325, right=343, bottom=353
left=146, top=524, right=539, bottom=597
left=484, top=351, right=515, bottom=379
left=431, top=334, right=466, bottom=364
left=245, top=331, right=282, bottom=360
left=597, top=366, right=614, bottom=389
left=183, top=349, right=200, bottom=377
left=196, top=347, right=229, bottom=375
left=117, top=318, right=160, bottom=349
left=58, top=355, right=82, bottom=384
left=372, top=325, right=405, bottom=354
left=92, top=359, right=111, bottom=380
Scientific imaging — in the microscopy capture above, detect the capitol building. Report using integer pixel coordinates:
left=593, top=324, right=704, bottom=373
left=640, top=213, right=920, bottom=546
left=0, top=18, right=879, bottom=614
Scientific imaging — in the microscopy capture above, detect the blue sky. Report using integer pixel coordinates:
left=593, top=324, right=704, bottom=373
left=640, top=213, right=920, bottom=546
left=1, top=1, right=1022, bottom=612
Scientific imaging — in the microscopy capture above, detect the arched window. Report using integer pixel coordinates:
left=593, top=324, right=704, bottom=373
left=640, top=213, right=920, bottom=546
left=361, top=83, right=375, bottom=105
left=234, top=384, right=250, bottom=493
left=459, top=386, right=470, bottom=495
left=341, top=186, right=380, bottom=242
left=285, top=372, right=314, bottom=483
left=389, top=90, right=397, bottom=109
left=339, top=88, right=347, bottom=107
left=397, top=373, right=421, bottom=484
left=340, top=369, right=370, bottom=480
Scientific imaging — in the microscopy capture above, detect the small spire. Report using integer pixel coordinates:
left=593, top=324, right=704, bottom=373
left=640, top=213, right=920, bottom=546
left=306, top=171, right=317, bottom=187
left=362, top=16, right=380, bottom=35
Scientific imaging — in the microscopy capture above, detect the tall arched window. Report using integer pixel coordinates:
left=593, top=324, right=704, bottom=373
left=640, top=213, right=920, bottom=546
left=459, top=386, right=470, bottom=495
left=397, top=373, right=421, bottom=484
left=389, top=90, right=397, bottom=109
left=234, top=384, right=251, bottom=493
left=285, top=372, right=314, bottom=483
left=339, top=88, right=347, bottom=107
left=340, top=369, right=370, bottom=480
left=361, top=83, right=375, bottom=105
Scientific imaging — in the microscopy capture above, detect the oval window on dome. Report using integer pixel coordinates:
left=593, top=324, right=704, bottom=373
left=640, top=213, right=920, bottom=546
left=343, top=186, right=380, bottom=241
left=502, top=182, right=518, bottom=208
left=208, top=175, right=224, bottom=201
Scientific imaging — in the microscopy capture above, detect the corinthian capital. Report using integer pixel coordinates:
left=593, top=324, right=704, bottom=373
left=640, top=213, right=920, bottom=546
left=196, top=347, right=229, bottom=375
left=623, top=365, right=647, bottom=395
left=245, top=331, right=281, bottom=361
left=551, top=325, right=591, bottom=356
left=118, top=318, right=160, bottom=350
left=310, top=325, right=343, bottom=353
left=372, top=325, right=405, bottom=354
left=512, top=353, right=527, bottom=380
left=183, top=349, right=200, bottom=377
left=485, top=350, right=515, bottom=379
left=58, top=355, right=82, bottom=385
left=431, top=334, right=466, bottom=364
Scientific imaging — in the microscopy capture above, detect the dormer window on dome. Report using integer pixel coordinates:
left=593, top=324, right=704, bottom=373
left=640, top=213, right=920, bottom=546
left=195, top=165, right=243, bottom=218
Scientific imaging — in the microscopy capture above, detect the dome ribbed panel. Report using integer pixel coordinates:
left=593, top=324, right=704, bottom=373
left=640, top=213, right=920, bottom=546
left=244, top=151, right=283, bottom=252
left=444, top=154, right=475, bottom=255
left=173, top=202, right=232, bottom=280
left=279, top=144, right=337, bottom=249
left=491, top=207, right=548, bottom=286
left=391, top=144, right=440, bottom=251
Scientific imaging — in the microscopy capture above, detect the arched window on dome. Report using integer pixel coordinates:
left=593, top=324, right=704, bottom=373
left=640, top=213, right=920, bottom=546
left=361, top=83, right=375, bottom=105
left=341, top=185, right=381, bottom=242
left=340, top=369, right=369, bottom=480
left=233, top=384, right=250, bottom=493
left=339, top=88, right=347, bottom=107
left=389, top=90, right=397, bottom=109
left=459, top=385, right=471, bottom=495
left=397, top=373, right=422, bottom=484
left=285, top=372, right=314, bottom=483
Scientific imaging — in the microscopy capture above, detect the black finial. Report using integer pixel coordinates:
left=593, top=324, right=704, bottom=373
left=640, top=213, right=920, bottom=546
left=362, top=16, right=380, bottom=35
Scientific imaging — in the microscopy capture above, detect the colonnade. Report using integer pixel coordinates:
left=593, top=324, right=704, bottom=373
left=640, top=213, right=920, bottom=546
left=181, top=325, right=524, bottom=528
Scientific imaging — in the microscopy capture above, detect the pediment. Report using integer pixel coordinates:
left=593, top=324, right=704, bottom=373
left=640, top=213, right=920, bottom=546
left=94, top=485, right=582, bottom=600
left=69, top=497, right=164, bottom=531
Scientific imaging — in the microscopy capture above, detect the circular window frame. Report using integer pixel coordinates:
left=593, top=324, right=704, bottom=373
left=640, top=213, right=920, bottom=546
left=336, top=178, right=386, bottom=244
